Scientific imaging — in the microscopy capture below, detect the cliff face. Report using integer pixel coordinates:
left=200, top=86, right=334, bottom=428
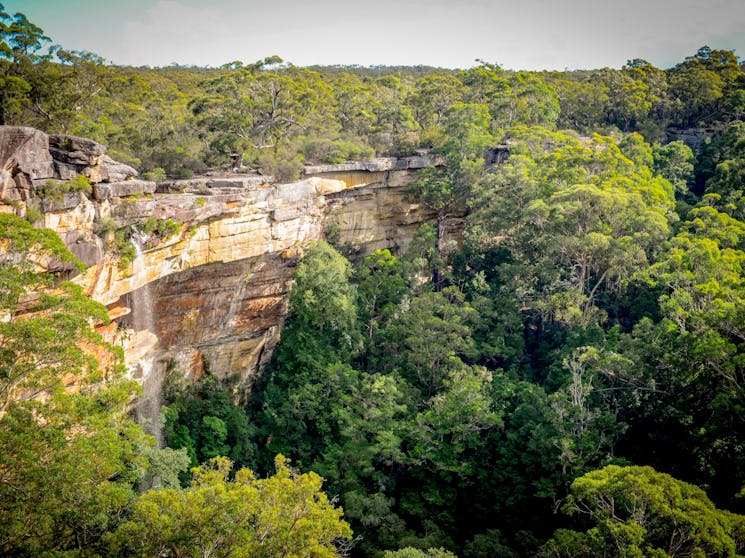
left=1, top=126, right=446, bottom=386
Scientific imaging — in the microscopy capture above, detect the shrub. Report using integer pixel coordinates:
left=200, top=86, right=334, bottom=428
left=113, top=228, right=136, bottom=271
left=142, top=167, right=167, bottom=182
left=140, top=216, right=158, bottom=235
left=258, top=151, right=304, bottom=182
left=95, top=217, right=117, bottom=237
left=135, top=217, right=180, bottom=241
left=37, top=175, right=92, bottom=201
left=300, top=137, right=375, bottom=164
left=173, top=168, right=194, bottom=179
left=66, top=174, right=92, bottom=194
left=23, top=205, right=43, bottom=224
left=156, top=218, right=180, bottom=240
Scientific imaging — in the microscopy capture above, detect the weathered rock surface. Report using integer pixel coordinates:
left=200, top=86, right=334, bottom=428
left=93, top=179, right=156, bottom=200
left=1, top=125, right=460, bottom=387
left=49, top=134, right=106, bottom=166
left=102, top=155, right=138, bottom=182
left=0, top=126, right=142, bottom=209
left=303, top=152, right=442, bottom=174
left=0, top=126, right=55, bottom=181
left=73, top=169, right=442, bottom=385
left=157, top=175, right=272, bottom=194
left=666, top=127, right=713, bottom=151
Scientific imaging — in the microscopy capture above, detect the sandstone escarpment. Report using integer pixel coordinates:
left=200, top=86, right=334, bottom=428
left=1, top=126, right=447, bottom=386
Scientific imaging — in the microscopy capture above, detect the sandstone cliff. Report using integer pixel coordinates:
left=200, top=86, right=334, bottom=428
left=1, top=126, right=450, bottom=388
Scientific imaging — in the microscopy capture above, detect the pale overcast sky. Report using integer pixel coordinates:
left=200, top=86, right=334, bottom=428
left=5, top=0, right=745, bottom=70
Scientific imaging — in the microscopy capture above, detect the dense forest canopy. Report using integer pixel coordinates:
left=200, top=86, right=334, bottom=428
left=1, top=3, right=745, bottom=557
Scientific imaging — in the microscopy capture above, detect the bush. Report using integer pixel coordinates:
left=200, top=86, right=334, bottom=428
left=142, top=167, right=167, bottom=182
left=156, top=218, right=180, bottom=240
left=113, top=228, right=136, bottom=271
left=37, top=175, right=92, bottom=201
left=66, top=175, right=93, bottom=193
left=173, top=168, right=194, bottom=179
left=140, top=216, right=158, bottom=235
left=258, top=150, right=304, bottom=182
left=23, top=205, right=43, bottom=224
left=300, top=137, right=375, bottom=164
left=327, top=139, right=375, bottom=164
left=95, top=217, right=117, bottom=237
left=137, top=217, right=180, bottom=241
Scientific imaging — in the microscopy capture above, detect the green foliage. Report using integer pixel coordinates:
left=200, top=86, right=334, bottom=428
left=541, top=465, right=745, bottom=558
left=0, top=212, right=148, bottom=555
left=155, top=217, right=180, bottom=239
left=22, top=203, right=42, bottom=223
left=279, top=240, right=361, bottom=367
left=300, top=136, right=376, bottom=163
left=5, top=6, right=745, bottom=557
left=36, top=174, right=92, bottom=202
left=257, top=145, right=305, bottom=181
left=406, top=103, right=493, bottom=276
left=108, top=455, right=352, bottom=557
left=112, top=227, right=136, bottom=270
left=384, top=548, right=457, bottom=558
left=142, top=167, right=167, bottom=182
left=163, top=374, right=257, bottom=477
left=387, top=286, right=478, bottom=393
left=463, top=529, right=519, bottom=558
left=356, top=249, right=409, bottom=347
left=653, top=140, right=695, bottom=194
left=466, top=126, right=674, bottom=326
left=95, top=216, right=117, bottom=237
left=139, top=445, right=191, bottom=490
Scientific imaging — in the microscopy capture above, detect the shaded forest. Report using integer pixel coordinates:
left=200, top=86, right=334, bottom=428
left=2, top=3, right=745, bottom=556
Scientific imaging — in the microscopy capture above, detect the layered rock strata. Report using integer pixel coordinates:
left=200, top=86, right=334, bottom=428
left=1, top=126, right=450, bottom=386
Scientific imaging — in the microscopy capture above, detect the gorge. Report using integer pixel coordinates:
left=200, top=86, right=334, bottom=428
left=0, top=125, right=466, bottom=390
left=3, top=4, right=745, bottom=550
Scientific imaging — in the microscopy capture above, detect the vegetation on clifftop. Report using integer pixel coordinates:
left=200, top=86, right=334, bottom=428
left=2, top=2, right=745, bottom=557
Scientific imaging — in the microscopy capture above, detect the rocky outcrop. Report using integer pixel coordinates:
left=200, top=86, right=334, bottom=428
left=93, top=179, right=156, bottom=200
left=0, top=127, right=54, bottom=202
left=1, top=127, right=142, bottom=208
left=303, top=151, right=442, bottom=174
left=666, top=127, right=713, bottom=151
left=77, top=170, right=446, bottom=387
left=0, top=125, right=455, bottom=388
left=48, top=134, right=139, bottom=184
left=0, top=127, right=55, bottom=179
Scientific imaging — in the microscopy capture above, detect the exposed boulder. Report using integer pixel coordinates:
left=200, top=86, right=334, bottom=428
left=49, top=134, right=118, bottom=184
left=11, top=172, right=33, bottom=201
left=49, top=134, right=106, bottom=166
left=55, top=161, right=78, bottom=180
left=61, top=231, right=104, bottom=268
left=31, top=191, right=87, bottom=212
left=0, top=126, right=55, bottom=180
left=101, top=155, right=137, bottom=182
left=0, top=169, right=21, bottom=201
left=93, top=179, right=156, bottom=200
left=0, top=126, right=141, bottom=212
